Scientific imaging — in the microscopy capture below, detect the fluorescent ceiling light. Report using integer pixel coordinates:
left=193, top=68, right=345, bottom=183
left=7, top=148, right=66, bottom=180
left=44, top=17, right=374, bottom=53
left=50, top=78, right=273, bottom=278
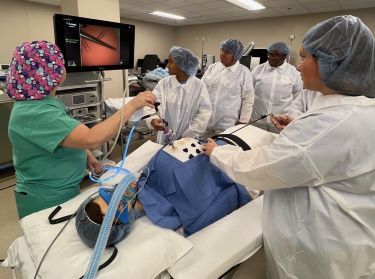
left=226, top=0, right=265, bottom=10
left=149, top=11, right=186, bottom=20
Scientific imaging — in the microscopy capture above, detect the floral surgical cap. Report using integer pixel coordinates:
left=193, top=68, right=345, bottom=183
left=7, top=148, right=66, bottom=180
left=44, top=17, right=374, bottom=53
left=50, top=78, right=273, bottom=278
left=267, top=42, right=290, bottom=56
left=169, top=46, right=199, bottom=76
left=220, top=39, right=244, bottom=61
left=6, top=40, right=65, bottom=101
left=302, top=15, right=375, bottom=98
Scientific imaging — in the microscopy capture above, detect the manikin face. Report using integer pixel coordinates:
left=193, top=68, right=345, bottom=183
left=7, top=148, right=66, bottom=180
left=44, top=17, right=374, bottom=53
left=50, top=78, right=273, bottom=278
left=297, top=48, right=322, bottom=91
left=267, top=50, right=286, bottom=67
left=220, top=50, right=236, bottom=67
left=93, top=182, right=142, bottom=221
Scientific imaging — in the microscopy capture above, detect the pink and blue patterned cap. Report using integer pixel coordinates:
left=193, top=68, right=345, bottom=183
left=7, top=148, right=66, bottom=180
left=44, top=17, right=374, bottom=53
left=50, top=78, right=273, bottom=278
left=6, top=40, right=65, bottom=101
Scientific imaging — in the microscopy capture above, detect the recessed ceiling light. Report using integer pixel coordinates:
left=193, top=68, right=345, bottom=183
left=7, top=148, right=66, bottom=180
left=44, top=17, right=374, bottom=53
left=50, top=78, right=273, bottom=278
left=149, top=11, right=186, bottom=20
left=226, top=0, right=265, bottom=11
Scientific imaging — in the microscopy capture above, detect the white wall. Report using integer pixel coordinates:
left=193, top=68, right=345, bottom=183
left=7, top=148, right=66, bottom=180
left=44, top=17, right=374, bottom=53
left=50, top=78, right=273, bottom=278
left=0, top=0, right=58, bottom=64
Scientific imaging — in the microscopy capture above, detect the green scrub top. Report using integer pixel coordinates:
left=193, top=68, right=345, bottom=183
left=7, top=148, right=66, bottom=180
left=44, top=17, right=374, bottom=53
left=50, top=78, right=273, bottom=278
left=8, top=96, right=86, bottom=219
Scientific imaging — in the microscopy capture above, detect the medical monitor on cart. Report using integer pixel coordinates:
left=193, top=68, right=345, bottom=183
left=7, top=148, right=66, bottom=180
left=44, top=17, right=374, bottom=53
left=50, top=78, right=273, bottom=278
left=53, top=14, right=135, bottom=72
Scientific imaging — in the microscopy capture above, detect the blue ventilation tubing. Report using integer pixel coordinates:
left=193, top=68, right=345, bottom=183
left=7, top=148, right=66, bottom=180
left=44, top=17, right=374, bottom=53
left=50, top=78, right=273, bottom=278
left=89, top=124, right=136, bottom=184
left=83, top=172, right=135, bottom=279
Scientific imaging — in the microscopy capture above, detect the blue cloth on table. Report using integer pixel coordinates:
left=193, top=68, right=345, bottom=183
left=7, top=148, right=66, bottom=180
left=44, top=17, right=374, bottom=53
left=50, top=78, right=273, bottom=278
left=138, top=150, right=251, bottom=236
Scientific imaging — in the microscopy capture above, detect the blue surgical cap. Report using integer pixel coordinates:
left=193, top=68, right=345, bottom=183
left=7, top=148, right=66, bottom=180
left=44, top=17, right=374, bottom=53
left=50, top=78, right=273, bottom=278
left=169, top=46, right=199, bottom=76
left=220, top=39, right=244, bottom=61
left=267, top=42, right=290, bottom=55
left=303, top=15, right=375, bottom=98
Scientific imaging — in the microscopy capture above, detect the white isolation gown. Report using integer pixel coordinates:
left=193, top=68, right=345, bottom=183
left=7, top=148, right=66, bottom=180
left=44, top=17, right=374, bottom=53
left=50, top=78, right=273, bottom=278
left=288, top=89, right=321, bottom=118
left=202, top=61, right=254, bottom=134
left=210, top=94, right=375, bottom=279
left=251, top=61, right=303, bottom=129
left=147, top=75, right=212, bottom=144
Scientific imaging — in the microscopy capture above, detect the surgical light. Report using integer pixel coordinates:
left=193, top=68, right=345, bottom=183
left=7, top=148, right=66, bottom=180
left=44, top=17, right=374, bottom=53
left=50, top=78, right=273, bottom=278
left=150, top=11, right=186, bottom=20
left=226, top=0, right=265, bottom=11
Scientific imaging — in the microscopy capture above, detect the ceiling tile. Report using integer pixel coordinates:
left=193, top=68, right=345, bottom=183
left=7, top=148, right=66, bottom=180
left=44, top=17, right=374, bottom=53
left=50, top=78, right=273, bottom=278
left=223, top=5, right=253, bottom=13
left=184, top=0, right=214, bottom=3
left=308, top=6, right=342, bottom=12
left=160, top=0, right=191, bottom=7
left=296, top=0, right=338, bottom=3
left=273, top=4, right=309, bottom=14
left=251, top=9, right=285, bottom=16
left=340, top=2, right=375, bottom=9
left=119, top=2, right=138, bottom=10
left=199, top=1, right=238, bottom=9
left=301, top=1, right=341, bottom=9
left=338, top=0, right=375, bottom=3
left=117, top=0, right=375, bottom=26
left=196, top=10, right=225, bottom=16
left=262, top=0, right=299, bottom=8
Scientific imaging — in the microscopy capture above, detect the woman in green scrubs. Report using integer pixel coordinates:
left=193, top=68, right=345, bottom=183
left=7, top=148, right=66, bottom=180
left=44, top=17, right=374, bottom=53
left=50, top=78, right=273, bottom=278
left=6, top=41, right=155, bottom=218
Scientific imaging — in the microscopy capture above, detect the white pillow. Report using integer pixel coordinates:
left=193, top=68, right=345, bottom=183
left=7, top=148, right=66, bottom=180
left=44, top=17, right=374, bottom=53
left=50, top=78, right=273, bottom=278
left=168, top=196, right=263, bottom=279
left=3, top=236, right=36, bottom=279
left=20, top=188, right=193, bottom=279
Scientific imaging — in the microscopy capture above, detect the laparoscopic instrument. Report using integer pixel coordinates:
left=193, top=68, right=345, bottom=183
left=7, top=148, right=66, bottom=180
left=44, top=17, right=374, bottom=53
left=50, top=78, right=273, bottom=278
left=141, top=102, right=176, bottom=148
left=225, top=113, right=274, bottom=135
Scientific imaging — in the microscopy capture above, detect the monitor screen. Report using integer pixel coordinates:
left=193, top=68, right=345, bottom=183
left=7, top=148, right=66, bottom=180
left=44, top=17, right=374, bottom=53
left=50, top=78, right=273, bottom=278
left=249, top=49, right=268, bottom=64
left=54, top=14, right=135, bottom=72
left=239, top=56, right=251, bottom=69
left=73, top=94, right=85, bottom=105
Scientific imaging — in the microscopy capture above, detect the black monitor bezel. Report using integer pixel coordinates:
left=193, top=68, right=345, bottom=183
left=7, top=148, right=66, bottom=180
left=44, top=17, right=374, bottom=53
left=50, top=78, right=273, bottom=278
left=53, top=13, right=135, bottom=72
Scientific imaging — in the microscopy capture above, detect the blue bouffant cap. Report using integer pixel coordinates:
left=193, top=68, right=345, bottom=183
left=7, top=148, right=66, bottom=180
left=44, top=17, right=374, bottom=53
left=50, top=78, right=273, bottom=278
left=267, top=42, right=290, bottom=55
left=302, top=15, right=375, bottom=97
left=169, top=46, right=199, bottom=76
left=220, top=39, right=244, bottom=61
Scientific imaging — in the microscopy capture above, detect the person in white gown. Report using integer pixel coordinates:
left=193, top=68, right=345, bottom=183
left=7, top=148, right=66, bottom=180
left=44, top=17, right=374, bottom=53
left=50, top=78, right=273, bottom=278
left=203, top=15, right=375, bottom=279
left=270, top=89, right=321, bottom=130
left=202, top=39, right=254, bottom=137
left=145, top=46, right=212, bottom=144
left=251, top=42, right=303, bottom=133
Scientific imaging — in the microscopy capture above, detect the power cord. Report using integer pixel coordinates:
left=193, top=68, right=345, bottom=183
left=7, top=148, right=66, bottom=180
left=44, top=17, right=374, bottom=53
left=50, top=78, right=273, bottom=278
left=0, top=184, right=16, bottom=192
left=33, top=191, right=98, bottom=279
left=100, top=80, right=139, bottom=162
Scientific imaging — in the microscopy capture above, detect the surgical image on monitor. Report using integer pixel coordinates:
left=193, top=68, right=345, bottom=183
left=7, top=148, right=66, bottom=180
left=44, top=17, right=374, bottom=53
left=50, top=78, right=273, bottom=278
left=79, top=24, right=120, bottom=66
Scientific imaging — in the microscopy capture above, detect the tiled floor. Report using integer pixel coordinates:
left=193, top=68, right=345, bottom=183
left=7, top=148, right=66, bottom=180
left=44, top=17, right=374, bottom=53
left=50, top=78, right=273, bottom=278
left=0, top=143, right=266, bottom=279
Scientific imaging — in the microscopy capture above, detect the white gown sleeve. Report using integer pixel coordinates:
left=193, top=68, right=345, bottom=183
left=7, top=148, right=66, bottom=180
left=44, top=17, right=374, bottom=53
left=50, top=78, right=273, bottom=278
left=210, top=134, right=323, bottom=191
left=145, top=81, right=162, bottom=129
left=239, top=68, right=255, bottom=123
left=291, top=67, right=303, bottom=99
left=201, top=64, right=214, bottom=84
left=288, top=90, right=306, bottom=118
left=183, top=83, right=212, bottom=139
